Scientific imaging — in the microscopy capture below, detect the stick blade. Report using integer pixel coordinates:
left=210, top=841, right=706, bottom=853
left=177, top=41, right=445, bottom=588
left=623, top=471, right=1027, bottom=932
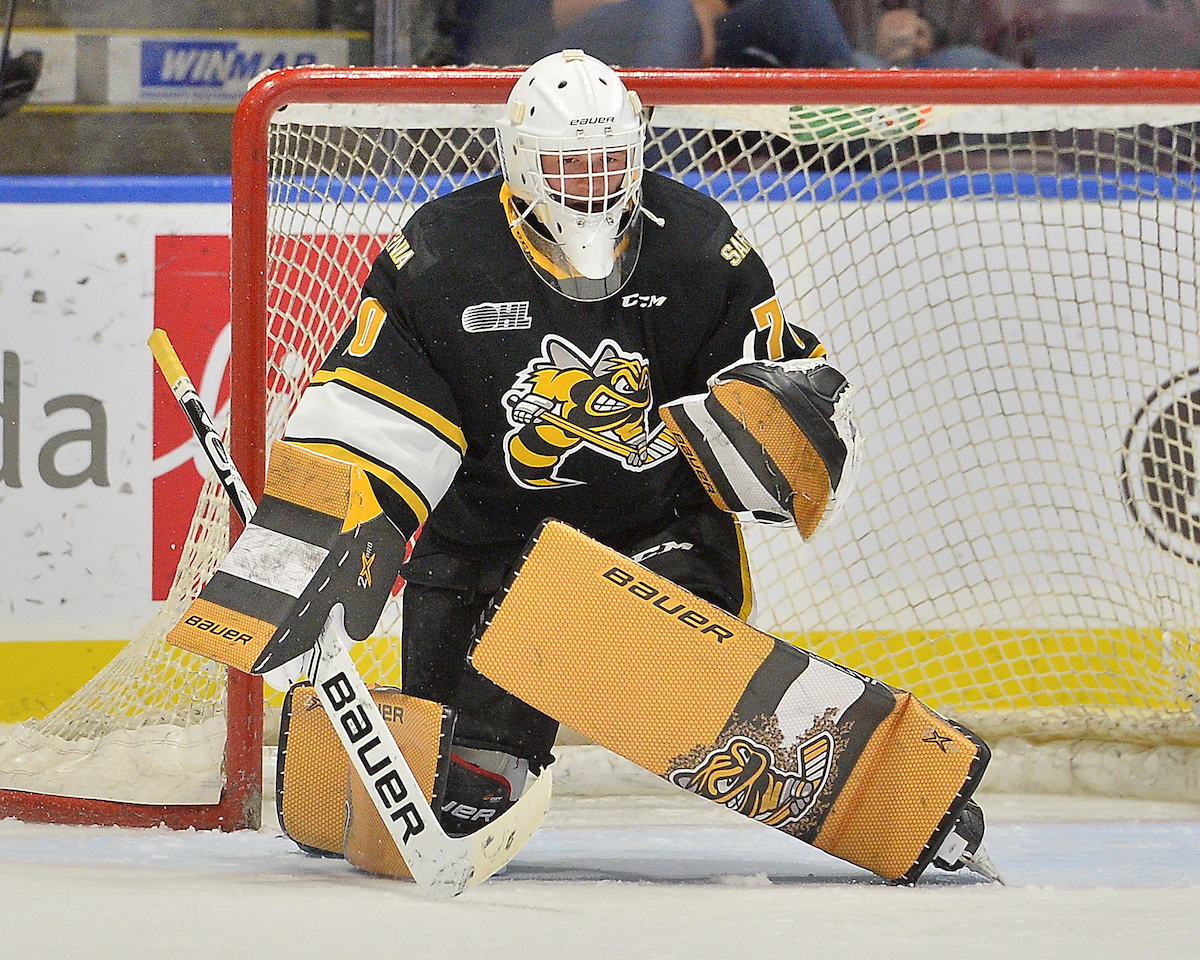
left=308, top=605, right=553, bottom=898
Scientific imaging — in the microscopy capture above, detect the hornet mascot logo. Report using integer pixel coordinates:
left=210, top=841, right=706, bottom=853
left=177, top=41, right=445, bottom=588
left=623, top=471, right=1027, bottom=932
left=670, top=733, right=833, bottom=828
left=503, top=335, right=676, bottom=488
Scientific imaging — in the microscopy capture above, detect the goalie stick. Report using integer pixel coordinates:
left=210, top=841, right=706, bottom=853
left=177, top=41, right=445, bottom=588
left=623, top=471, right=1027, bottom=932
left=148, top=329, right=256, bottom=524
left=300, top=604, right=551, bottom=895
left=149, top=329, right=552, bottom=897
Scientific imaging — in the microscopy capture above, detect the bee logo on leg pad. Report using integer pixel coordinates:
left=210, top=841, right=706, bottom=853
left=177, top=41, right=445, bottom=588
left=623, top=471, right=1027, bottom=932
left=670, top=733, right=832, bottom=828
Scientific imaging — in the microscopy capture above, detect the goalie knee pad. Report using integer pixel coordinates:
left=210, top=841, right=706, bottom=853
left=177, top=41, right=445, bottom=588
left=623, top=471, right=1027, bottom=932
left=276, top=681, right=453, bottom=878
left=275, top=681, right=355, bottom=858
left=660, top=357, right=861, bottom=539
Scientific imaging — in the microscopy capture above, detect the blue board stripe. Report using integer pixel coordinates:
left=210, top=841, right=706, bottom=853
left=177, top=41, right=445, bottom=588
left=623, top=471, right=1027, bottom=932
left=266, top=170, right=1200, bottom=204
left=3, top=171, right=1197, bottom=205
left=0, top=176, right=232, bottom=203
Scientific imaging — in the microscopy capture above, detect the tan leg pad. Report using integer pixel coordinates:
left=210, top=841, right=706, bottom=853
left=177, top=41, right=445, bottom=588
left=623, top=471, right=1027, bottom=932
left=343, top=690, right=451, bottom=879
left=277, top=682, right=451, bottom=878
left=472, top=520, right=987, bottom=882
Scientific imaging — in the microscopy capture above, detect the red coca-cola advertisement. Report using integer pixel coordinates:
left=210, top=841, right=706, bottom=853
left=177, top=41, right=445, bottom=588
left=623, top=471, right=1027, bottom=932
left=151, top=235, right=232, bottom=600
left=149, top=231, right=389, bottom=600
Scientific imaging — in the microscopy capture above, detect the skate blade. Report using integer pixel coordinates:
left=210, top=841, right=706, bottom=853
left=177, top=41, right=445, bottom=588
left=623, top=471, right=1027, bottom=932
left=964, top=841, right=1005, bottom=884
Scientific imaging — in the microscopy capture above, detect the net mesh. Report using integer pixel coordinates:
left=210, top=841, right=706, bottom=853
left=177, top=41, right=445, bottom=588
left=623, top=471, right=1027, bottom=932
left=0, top=468, right=231, bottom=803
left=3, top=89, right=1200, bottom=810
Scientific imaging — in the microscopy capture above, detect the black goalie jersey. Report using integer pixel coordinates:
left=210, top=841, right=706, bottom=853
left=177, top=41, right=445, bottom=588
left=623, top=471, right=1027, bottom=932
left=284, top=172, right=824, bottom=574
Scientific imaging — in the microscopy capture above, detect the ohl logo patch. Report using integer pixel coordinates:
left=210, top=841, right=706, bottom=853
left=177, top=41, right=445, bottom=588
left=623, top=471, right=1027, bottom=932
left=1121, top=367, right=1200, bottom=564
left=501, top=335, right=676, bottom=489
left=670, top=733, right=832, bottom=829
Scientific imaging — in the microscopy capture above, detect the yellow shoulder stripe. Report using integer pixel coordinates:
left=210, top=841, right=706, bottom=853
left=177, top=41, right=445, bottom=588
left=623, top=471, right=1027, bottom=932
left=312, top=367, right=467, bottom=455
left=733, top=520, right=754, bottom=622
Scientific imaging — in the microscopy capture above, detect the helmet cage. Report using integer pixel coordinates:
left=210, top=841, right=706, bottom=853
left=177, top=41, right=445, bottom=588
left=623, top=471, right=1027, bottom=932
left=501, top=128, right=644, bottom=299
left=519, top=132, right=643, bottom=220
left=496, top=50, right=646, bottom=301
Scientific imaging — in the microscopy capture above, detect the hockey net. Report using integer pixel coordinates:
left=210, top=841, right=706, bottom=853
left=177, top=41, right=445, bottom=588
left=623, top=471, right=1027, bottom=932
left=3, top=67, right=1200, bottom=827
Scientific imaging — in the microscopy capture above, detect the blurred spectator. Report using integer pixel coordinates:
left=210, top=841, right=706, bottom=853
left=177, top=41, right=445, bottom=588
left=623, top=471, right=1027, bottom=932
left=450, top=0, right=553, bottom=63
left=705, top=0, right=876, bottom=67
left=980, top=0, right=1200, bottom=68
left=698, top=0, right=1019, bottom=68
left=0, top=50, right=41, bottom=120
left=451, top=0, right=703, bottom=67
left=558, top=0, right=703, bottom=66
left=873, top=5, right=937, bottom=64
left=873, top=4, right=1015, bottom=67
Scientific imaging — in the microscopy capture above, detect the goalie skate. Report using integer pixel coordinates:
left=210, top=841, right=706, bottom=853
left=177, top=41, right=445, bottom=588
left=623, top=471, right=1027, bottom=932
left=932, top=799, right=1004, bottom=883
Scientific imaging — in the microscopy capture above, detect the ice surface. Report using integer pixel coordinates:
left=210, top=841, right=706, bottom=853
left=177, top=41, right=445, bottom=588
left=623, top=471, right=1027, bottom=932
left=1, top=748, right=1198, bottom=959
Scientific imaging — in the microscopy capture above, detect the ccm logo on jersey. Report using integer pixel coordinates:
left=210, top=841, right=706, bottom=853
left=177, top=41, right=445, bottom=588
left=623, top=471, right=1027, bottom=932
left=462, top=301, right=533, bottom=332
left=602, top=565, right=734, bottom=643
left=621, top=293, right=666, bottom=308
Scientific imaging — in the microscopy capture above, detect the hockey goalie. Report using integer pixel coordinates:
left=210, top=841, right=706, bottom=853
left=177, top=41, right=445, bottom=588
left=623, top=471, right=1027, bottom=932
left=169, top=48, right=997, bottom=888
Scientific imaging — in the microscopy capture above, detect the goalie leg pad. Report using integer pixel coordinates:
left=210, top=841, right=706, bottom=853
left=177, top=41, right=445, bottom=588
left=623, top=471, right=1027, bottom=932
left=660, top=358, right=861, bottom=539
left=276, top=681, right=453, bottom=878
left=167, top=440, right=408, bottom=675
left=470, top=520, right=988, bottom=883
left=343, top=689, right=455, bottom=879
left=276, top=680, right=352, bottom=858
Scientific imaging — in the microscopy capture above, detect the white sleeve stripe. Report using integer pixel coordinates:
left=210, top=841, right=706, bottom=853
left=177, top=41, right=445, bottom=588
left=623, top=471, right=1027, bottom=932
left=221, top=526, right=329, bottom=599
left=312, top=369, right=465, bottom=454
left=286, top=381, right=462, bottom=509
left=681, top=398, right=783, bottom=515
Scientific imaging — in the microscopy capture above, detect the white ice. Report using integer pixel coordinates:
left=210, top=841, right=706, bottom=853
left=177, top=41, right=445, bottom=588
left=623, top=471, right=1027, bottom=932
left=1, top=745, right=1199, bottom=960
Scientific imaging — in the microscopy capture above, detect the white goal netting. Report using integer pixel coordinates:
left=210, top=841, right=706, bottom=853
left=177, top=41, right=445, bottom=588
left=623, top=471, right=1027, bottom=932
left=3, top=80, right=1200, bottom=814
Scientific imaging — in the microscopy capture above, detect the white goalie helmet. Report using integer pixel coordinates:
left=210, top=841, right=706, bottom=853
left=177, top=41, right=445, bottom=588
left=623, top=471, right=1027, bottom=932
left=495, top=49, right=646, bottom=302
